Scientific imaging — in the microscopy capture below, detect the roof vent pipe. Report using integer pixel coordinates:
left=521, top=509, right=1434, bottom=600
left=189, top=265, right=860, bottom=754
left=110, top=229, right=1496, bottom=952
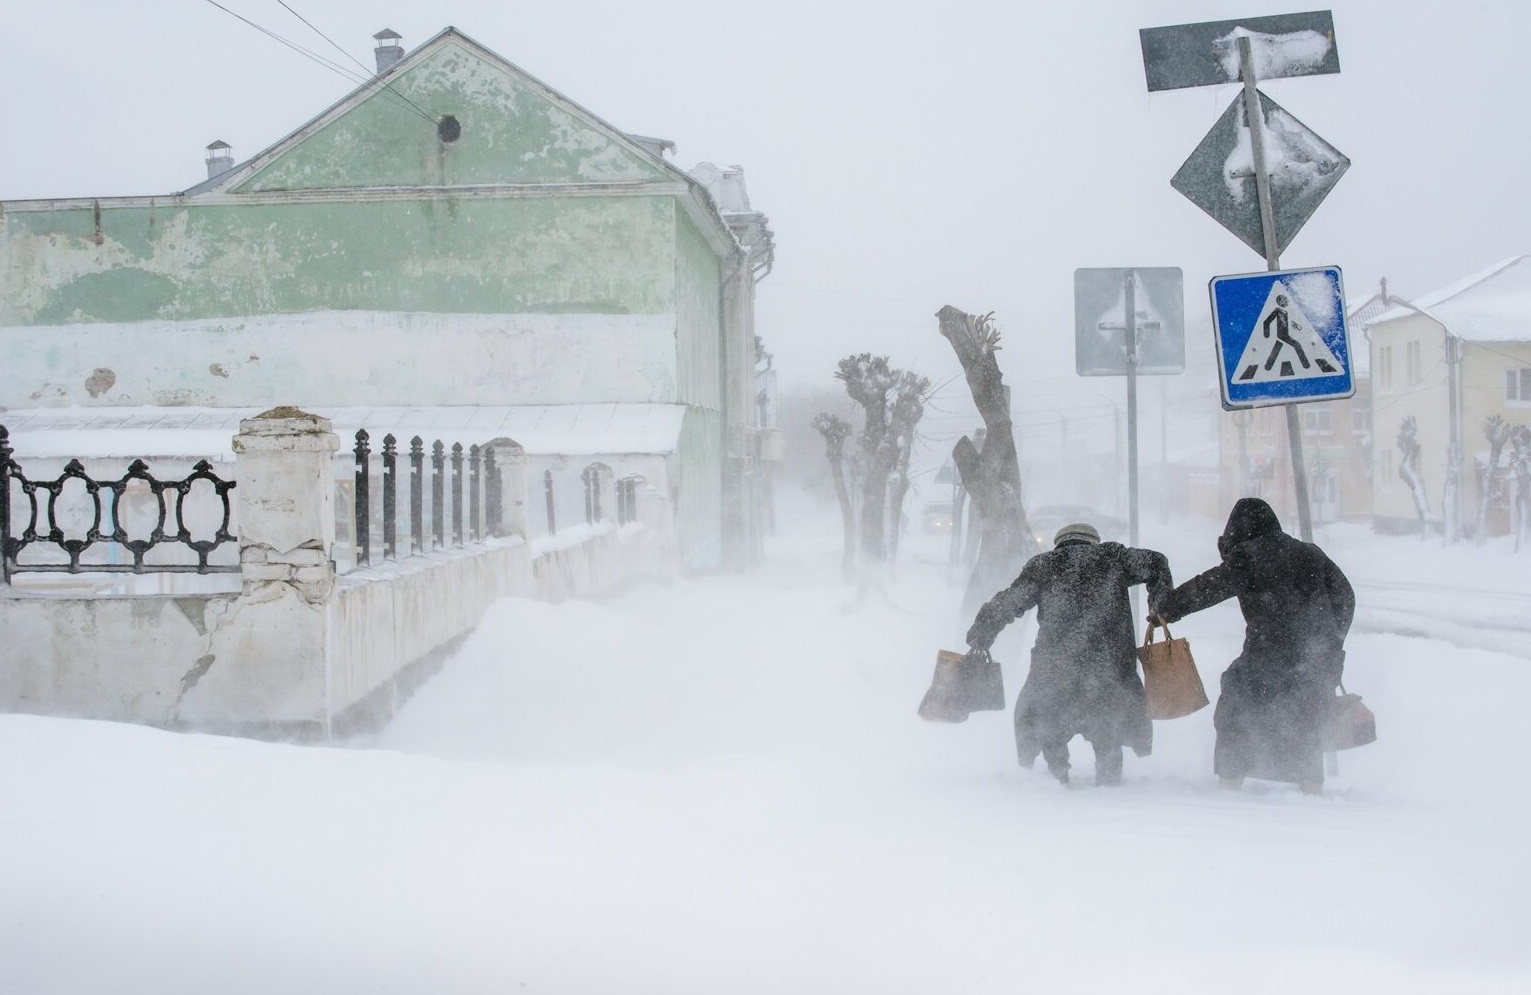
left=374, top=29, right=404, bottom=74
left=205, top=140, right=234, bottom=179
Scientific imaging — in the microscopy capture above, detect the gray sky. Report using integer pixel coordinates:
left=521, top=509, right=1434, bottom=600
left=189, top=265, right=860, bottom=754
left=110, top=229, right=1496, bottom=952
left=4, top=1, right=1527, bottom=478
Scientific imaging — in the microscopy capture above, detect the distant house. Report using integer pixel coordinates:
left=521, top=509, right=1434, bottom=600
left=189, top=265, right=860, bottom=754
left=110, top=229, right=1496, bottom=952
left=0, top=26, right=774, bottom=571
left=1211, top=282, right=1383, bottom=527
left=1366, top=255, right=1531, bottom=538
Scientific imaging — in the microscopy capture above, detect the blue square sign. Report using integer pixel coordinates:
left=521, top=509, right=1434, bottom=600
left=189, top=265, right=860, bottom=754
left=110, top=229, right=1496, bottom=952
left=1209, top=267, right=1354, bottom=410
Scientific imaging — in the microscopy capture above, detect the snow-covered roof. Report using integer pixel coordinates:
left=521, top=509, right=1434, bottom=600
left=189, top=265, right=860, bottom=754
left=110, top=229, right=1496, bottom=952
left=1368, top=255, right=1531, bottom=342
left=0, top=404, right=688, bottom=461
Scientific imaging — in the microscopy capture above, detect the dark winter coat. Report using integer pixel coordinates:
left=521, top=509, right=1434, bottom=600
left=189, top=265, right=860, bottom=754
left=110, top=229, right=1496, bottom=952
left=1157, top=498, right=1355, bottom=785
left=966, top=540, right=1173, bottom=762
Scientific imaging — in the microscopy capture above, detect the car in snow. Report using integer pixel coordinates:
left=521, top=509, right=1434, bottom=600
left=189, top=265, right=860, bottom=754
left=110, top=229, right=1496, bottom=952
left=921, top=501, right=955, bottom=534
left=1028, top=504, right=1128, bottom=547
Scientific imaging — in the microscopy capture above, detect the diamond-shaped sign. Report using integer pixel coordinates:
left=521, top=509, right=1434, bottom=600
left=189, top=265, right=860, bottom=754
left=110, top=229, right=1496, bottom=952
left=1171, top=90, right=1349, bottom=259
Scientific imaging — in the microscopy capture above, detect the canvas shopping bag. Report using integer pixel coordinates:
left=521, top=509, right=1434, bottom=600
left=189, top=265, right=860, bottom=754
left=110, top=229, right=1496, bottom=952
left=1136, top=620, right=1210, bottom=720
left=918, top=649, right=1005, bottom=723
left=1323, top=682, right=1377, bottom=751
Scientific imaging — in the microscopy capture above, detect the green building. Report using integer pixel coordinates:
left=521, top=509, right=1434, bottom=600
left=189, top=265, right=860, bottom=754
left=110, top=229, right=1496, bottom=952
left=0, top=27, right=774, bottom=570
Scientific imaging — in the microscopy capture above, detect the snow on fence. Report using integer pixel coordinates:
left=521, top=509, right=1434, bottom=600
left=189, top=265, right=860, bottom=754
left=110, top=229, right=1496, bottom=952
left=0, top=408, right=668, bottom=739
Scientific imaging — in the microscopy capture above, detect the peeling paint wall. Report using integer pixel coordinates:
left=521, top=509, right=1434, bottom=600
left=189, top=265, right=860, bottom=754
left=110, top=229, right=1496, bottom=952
left=238, top=40, right=666, bottom=192
left=1, top=196, right=676, bottom=327
left=674, top=208, right=723, bottom=410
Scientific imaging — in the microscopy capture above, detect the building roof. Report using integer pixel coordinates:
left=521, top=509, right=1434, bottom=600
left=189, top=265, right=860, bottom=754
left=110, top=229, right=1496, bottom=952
left=1369, top=255, right=1531, bottom=342
left=0, top=404, right=688, bottom=461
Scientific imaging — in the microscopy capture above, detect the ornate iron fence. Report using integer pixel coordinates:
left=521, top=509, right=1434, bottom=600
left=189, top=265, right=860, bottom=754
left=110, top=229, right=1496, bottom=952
left=349, top=430, right=503, bottom=570
left=0, top=425, right=238, bottom=582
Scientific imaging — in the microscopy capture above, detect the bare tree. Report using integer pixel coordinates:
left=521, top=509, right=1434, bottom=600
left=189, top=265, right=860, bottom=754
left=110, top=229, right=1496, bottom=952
left=937, top=306, right=1041, bottom=614
left=1510, top=425, right=1531, bottom=552
left=1397, top=416, right=1435, bottom=538
left=1477, top=415, right=1512, bottom=546
left=834, top=354, right=930, bottom=588
left=812, top=412, right=855, bottom=579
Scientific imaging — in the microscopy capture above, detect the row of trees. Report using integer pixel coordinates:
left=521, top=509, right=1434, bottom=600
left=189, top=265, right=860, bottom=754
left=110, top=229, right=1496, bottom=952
left=812, top=307, right=1042, bottom=608
left=1397, top=413, right=1531, bottom=549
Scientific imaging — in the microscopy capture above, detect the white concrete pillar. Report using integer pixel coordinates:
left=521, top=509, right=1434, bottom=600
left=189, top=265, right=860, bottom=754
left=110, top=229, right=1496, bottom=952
left=486, top=437, right=527, bottom=539
left=233, top=407, right=340, bottom=602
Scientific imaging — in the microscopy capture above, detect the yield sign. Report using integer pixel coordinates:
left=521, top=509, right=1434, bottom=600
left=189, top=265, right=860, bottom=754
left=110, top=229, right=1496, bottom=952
left=1172, top=90, right=1349, bottom=258
left=1209, top=266, right=1353, bottom=410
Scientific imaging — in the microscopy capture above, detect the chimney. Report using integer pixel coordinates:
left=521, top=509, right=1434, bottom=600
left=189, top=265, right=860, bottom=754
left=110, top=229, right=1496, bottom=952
left=204, top=140, right=234, bottom=180
left=373, top=29, right=404, bottom=74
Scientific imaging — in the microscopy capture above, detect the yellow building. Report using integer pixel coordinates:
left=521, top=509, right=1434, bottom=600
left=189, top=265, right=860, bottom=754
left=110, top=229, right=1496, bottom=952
left=1366, top=256, right=1531, bottom=538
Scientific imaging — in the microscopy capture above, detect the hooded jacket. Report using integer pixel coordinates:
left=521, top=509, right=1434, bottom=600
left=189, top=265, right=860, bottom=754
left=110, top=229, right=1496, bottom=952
left=1157, top=498, right=1355, bottom=782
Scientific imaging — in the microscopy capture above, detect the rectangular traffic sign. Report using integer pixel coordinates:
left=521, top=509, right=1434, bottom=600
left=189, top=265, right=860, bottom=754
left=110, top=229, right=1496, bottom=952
left=1140, top=10, right=1340, bottom=92
left=1209, top=267, right=1353, bottom=409
left=1074, top=267, right=1185, bottom=376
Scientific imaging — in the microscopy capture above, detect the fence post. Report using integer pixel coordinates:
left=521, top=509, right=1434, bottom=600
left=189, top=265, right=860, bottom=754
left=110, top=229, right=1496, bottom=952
left=353, top=429, right=371, bottom=567
left=469, top=444, right=482, bottom=542
left=451, top=443, right=464, bottom=546
left=410, top=436, right=424, bottom=554
left=382, top=434, right=397, bottom=560
left=232, top=408, right=339, bottom=604
left=431, top=441, right=445, bottom=549
left=0, top=425, right=12, bottom=585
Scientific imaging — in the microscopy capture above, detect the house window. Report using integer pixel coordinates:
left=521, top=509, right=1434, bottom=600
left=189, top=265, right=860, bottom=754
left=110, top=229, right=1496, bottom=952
left=1506, top=368, right=1531, bottom=405
left=1406, top=341, right=1422, bottom=385
left=1378, top=345, right=1393, bottom=391
left=1351, top=406, right=1371, bottom=434
left=1302, top=405, right=1334, bottom=435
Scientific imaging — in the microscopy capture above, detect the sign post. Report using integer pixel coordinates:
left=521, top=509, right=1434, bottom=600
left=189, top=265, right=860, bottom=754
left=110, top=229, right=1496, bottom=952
left=1074, top=267, right=1184, bottom=582
left=1140, top=11, right=1348, bottom=541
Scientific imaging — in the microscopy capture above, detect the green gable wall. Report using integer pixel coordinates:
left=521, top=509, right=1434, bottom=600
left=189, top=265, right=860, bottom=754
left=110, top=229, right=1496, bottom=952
left=238, top=40, right=666, bottom=192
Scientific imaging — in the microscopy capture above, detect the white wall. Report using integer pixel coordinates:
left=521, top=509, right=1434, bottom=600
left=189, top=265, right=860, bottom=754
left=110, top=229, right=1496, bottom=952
left=1, top=310, right=680, bottom=409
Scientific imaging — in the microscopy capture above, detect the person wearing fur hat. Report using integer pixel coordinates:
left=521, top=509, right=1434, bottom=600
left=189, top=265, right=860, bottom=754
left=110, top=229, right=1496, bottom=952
left=1155, top=497, right=1353, bottom=794
left=965, top=522, right=1173, bottom=786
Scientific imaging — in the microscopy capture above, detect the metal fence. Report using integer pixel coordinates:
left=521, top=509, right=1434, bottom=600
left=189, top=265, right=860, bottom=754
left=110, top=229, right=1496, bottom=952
left=0, top=424, right=239, bottom=582
left=346, top=430, right=503, bottom=570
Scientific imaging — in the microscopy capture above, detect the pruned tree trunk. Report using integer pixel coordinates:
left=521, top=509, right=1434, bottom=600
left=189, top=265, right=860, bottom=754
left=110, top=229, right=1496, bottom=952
left=1477, top=415, right=1511, bottom=546
left=1397, top=416, right=1435, bottom=539
left=812, top=413, right=856, bottom=579
left=836, top=354, right=929, bottom=592
left=1511, top=426, right=1531, bottom=553
left=937, top=306, right=1041, bottom=614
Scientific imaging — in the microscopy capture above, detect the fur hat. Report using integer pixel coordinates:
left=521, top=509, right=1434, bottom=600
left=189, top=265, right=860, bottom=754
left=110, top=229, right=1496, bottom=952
left=1053, top=522, right=1101, bottom=547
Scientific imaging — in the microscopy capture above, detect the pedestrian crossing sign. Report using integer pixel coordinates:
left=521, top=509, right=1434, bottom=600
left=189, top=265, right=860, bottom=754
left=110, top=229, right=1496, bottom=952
left=1209, top=267, right=1354, bottom=410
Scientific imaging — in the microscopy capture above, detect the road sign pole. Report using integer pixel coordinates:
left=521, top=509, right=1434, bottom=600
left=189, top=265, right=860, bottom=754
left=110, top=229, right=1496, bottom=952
left=1125, top=271, right=1142, bottom=620
left=1125, top=271, right=1140, bottom=550
left=1239, top=35, right=1314, bottom=541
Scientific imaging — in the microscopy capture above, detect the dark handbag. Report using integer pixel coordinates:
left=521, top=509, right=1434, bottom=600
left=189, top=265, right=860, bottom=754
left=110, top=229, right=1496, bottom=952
left=1323, top=682, right=1377, bottom=751
left=918, top=649, right=1005, bottom=722
left=1136, top=620, right=1210, bottom=720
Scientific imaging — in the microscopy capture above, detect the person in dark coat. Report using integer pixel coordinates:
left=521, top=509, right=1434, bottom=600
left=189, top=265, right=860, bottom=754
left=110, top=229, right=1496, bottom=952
left=965, top=522, right=1173, bottom=786
left=1156, top=498, right=1354, bottom=793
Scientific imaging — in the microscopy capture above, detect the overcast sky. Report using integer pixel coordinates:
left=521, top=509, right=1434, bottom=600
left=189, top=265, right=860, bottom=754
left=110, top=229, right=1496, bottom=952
left=3, top=0, right=1526, bottom=468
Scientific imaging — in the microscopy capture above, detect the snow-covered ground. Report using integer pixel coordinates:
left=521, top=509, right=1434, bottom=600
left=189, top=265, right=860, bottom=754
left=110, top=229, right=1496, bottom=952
left=4, top=491, right=1530, bottom=994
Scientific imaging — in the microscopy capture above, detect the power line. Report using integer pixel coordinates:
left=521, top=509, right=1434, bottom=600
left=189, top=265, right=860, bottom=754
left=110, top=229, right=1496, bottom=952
left=200, top=0, right=437, bottom=125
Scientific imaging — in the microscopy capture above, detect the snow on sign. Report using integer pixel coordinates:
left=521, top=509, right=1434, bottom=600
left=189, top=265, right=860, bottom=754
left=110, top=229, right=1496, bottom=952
left=1074, top=267, right=1185, bottom=376
left=1209, top=266, right=1353, bottom=409
left=1171, top=89, right=1349, bottom=259
left=1139, top=11, right=1340, bottom=92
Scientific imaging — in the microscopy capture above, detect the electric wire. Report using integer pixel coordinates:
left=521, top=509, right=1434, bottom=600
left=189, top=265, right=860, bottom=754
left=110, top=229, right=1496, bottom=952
left=199, top=0, right=437, bottom=125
